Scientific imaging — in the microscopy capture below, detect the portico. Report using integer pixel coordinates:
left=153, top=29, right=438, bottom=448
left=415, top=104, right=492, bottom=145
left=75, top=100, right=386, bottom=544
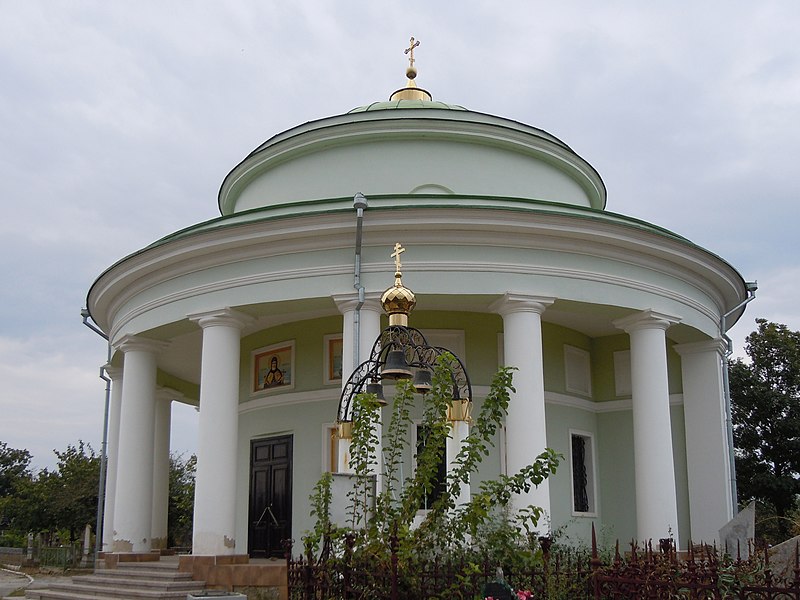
left=87, top=60, right=752, bottom=556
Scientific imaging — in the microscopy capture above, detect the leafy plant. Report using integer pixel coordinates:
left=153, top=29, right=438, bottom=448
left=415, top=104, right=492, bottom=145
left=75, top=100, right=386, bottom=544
left=302, top=357, right=562, bottom=593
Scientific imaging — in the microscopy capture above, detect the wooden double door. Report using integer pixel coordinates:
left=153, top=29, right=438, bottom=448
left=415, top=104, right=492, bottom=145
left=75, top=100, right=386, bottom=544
left=248, top=435, right=292, bottom=558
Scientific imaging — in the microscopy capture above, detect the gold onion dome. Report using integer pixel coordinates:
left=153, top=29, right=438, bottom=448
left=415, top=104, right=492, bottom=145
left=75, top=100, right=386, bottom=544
left=381, top=243, right=416, bottom=326
left=389, top=36, right=432, bottom=102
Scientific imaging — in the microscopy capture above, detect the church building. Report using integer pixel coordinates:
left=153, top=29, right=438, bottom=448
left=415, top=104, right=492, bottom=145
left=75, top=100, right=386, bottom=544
left=86, top=42, right=753, bottom=558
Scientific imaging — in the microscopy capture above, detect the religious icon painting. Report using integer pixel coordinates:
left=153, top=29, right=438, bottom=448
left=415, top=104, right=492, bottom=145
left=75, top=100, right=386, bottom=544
left=323, top=334, right=343, bottom=385
left=251, top=341, right=295, bottom=395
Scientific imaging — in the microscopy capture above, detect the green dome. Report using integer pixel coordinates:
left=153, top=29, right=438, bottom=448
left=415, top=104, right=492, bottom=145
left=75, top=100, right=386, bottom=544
left=348, top=99, right=468, bottom=113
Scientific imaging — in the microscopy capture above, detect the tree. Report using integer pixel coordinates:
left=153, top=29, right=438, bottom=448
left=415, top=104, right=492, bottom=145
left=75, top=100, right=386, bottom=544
left=48, top=441, right=100, bottom=542
left=0, top=442, right=32, bottom=497
left=0, top=442, right=34, bottom=540
left=168, top=453, right=196, bottom=548
left=1, top=441, right=100, bottom=543
left=305, top=359, right=560, bottom=565
left=731, top=319, right=800, bottom=542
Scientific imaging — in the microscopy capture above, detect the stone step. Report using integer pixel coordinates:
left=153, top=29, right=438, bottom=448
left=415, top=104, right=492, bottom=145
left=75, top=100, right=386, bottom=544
left=90, top=569, right=194, bottom=581
left=24, top=560, right=208, bottom=600
left=104, top=561, right=181, bottom=570
left=26, top=592, right=121, bottom=600
left=46, top=581, right=201, bottom=598
left=73, top=575, right=203, bottom=589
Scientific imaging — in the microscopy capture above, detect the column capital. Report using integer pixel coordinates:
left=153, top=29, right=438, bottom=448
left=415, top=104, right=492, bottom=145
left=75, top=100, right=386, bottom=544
left=113, top=334, right=169, bottom=355
left=673, top=338, right=727, bottom=357
left=103, top=364, right=123, bottom=381
left=613, top=309, right=681, bottom=333
left=332, top=292, right=383, bottom=314
left=188, top=308, right=254, bottom=331
left=489, top=293, right=555, bottom=317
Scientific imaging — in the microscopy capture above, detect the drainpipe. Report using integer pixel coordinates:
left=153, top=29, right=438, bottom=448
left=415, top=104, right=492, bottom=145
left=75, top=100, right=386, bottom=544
left=81, top=308, right=111, bottom=563
left=719, top=281, right=757, bottom=516
left=352, top=193, right=368, bottom=367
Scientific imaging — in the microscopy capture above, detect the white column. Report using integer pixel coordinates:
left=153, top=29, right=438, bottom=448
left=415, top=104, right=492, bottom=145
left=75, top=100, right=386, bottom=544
left=189, top=308, right=251, bottom=556
left=490, top=293, right=554, bottom=523
left=151, top=389, right=173, bottom=550
left=333, top=295, right=382, bottom=475
left=334, top=294, right=383, bottom=384
left=614, top=310, right=681, bottom=546
left=358, top=298, right=382, bottom=366
left=112, top=336, right=165, bottom=553
left=360, top=300, right=383, bottom=484
left=447, top=420, right=471, bottom=506
left=102, top=366, right=123, bottom=553
left=674, top=339, right=732, bottom=543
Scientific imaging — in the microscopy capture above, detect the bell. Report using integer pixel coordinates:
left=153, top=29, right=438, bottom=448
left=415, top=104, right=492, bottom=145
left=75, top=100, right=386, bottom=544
left=365, top=379, right=387, bottom=406
left=412, top=368, right=432, bottom=393
left=381, top=349, right=413, bottom=380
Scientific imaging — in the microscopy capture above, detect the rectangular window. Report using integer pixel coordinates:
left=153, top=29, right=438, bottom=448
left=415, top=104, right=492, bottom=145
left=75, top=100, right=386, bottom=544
left=414, top=424, right=448, bottom=510
left=570, top=430, right=597, bottom=516
left=421, top=329, right=467, bottom=366
left=614, top=350, right=632, bottom=397
left=564, top=345, right=592, bottom=396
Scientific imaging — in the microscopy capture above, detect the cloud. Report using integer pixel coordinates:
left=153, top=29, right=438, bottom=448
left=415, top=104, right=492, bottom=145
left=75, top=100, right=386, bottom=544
left=0, top=0, right=799, bottom=469
left=0, top=334, right=104, bottom=470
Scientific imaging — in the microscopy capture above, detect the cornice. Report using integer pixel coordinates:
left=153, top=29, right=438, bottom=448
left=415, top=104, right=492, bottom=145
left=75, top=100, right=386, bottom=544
left=89, top=207, right=745, bottom=341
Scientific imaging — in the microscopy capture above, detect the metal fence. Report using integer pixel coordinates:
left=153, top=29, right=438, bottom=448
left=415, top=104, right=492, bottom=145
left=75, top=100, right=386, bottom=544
left=38, top=544, right=83, bottom=569
left=285, top=528, right=800, bottom=600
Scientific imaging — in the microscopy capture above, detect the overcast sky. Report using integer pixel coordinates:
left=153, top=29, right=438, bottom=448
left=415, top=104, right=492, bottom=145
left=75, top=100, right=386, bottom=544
left=1, top=1, right=798, bottom=470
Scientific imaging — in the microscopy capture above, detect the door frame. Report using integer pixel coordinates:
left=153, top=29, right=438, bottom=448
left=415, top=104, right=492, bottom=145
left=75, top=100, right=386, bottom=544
left=248, top=434, right=293, bottom=557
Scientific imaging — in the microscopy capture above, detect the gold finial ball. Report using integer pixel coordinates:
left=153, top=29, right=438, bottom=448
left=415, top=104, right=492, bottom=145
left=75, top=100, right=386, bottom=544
left=406, top=66, right=417, bottom=80
left=381, top=279, right=417, bottom=317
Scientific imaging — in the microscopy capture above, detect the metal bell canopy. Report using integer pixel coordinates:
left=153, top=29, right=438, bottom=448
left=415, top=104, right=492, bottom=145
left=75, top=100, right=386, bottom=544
left=336, top=243, right=472, bottom=436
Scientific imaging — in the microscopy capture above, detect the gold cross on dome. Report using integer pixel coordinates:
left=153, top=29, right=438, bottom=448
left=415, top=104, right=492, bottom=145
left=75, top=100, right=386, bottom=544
left=404, top=37, right=420, bottom=68
left=391, top=242, right=406, bottom=271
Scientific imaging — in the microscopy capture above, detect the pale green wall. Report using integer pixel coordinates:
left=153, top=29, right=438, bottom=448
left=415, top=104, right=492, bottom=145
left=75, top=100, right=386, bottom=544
left=157, top=369, right=199, bottom=403
left=592, top=334, right=630, bottom=402
left=231, top=311, right=691, bottom=549
left=588, top=333, right=683, bottom=401
left=542, top=322, right=592, bottom=395
left=408, top=311, right=502, bottom=385
left=670, top=404, right=690, bottom=546
left=240, top=315, right=343, bottom=397
left=545, top=404, right=600, bottom=541
left=235, top=138, right=595, bottom=212
left=595, top=405, right=691, bottom=546
left=236, top=396, right=341, bottom=550
left=667, top=343, right=683, bottom=395
left=596, top=410, right=636, bottom=542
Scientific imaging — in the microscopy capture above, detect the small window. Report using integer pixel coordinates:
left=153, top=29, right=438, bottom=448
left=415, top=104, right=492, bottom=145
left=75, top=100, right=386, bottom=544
left=414, top=424, right=447, bottom=510
left=614, top=350, right=632, bottom=396
left=564, top=345, right=592, bottom=396
left=421, top=329, right=467, bottom=366
left=570, top=431, right=597, bottom=516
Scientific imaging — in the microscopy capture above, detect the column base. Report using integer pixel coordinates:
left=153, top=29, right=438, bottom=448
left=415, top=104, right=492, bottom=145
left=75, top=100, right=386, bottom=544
left=103, top=551, right=161, bottom=568
left=179, top=555, right=288, bottom=594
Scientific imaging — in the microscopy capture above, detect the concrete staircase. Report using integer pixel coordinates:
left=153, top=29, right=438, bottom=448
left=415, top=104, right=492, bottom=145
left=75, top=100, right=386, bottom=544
left=23, top=561, right=207, bottom=600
